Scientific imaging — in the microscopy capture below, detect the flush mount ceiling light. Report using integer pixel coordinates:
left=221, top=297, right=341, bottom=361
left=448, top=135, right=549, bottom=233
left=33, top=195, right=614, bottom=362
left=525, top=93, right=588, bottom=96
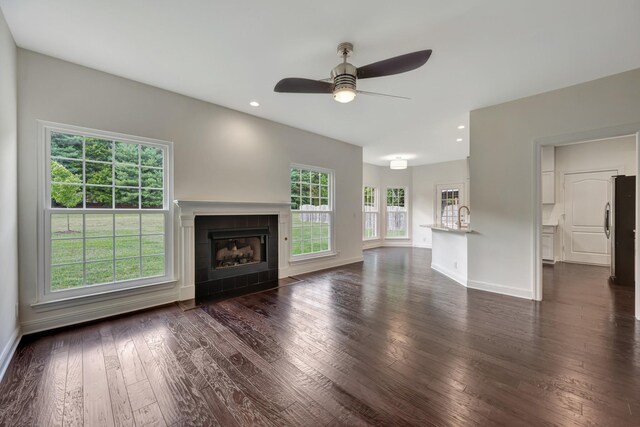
left=390, top=157, right=408, bottom=170
left=456, top=138, right=463, bottom=142
left=457, top=125, right=465, bottom=129
left=249, top=100, right=260, bottom=107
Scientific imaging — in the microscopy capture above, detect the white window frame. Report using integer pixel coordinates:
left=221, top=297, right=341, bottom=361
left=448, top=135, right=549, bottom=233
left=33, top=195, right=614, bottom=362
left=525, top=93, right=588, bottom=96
left=289, top=163, right=336, bottom=261
left=385, top=187, right=409, bottom=239
left=363, top=186, right=379, bottom=240
left=37, top=121, right=174, bottom=304
left=436, top=182, right=465, bottom=228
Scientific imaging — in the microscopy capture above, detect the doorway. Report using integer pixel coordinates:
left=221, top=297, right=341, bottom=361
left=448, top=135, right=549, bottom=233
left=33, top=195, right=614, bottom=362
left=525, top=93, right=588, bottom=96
left=534, top=128, right=640, bottom=321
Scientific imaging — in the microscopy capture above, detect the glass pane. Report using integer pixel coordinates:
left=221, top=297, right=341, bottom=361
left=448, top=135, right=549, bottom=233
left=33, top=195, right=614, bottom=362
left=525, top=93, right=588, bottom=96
left=141, top=167, right=163, bottom=188
left=290, top=168, right=300, bottom=183
left=116, top=236, right=140, bottom=258
left=141, top=189, right=163, bottom=209
left=51, top=239, right=83, bottom=264
left=319, top=173, right=328, bottom=186
left=290, top=183, right=300, bottom=196
left=51, top=159, right=83, bottom=182
left=320, top=197, right=328, bottom=207
left=141, top=146, right=163, bottom=167
left=51, top=264, right=84, bottom=290
left=85, top=138, right=112, bottom=162
left=51, top=214, right=83, bottom=238
left=115, top=214, right=140, bottom=235
left=142, top=235, right=164, bottom=255
left=301, top=169, right=311, bottom=183
left=321, top=238, right=329, bottom=251
left=116, top=258, right=140, bottom=282
left=115, top=188, right=140, bottom=209
left=51, top=132, right=83, bottom=159
left=141, top=214, right=164, bottom=234
left=115, top=142, right=139, bottom=164
left=86, top=237, right=113, bottom=261
left=291, top=241, right=301, bottom=256
left=301, top=183, right=310, bottom=197
left=86, top=162, right=112, bottom=185
left=142, top=256, right=164, bottom=277
left=115, top=165, right=139, bottom=187
left=86, top=186, right=113, bottom=208
left=311, top=171, right=319, bottom=184
left=51, top=184, right=83, bottom=208
left=85, top=214, right=113, bottom=237
left=86, top=261, right=114, bottom=285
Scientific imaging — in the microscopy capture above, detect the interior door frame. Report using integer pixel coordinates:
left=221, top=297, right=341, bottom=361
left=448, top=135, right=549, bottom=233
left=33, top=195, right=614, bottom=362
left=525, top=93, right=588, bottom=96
left=532, top=123, right=640, bottom=321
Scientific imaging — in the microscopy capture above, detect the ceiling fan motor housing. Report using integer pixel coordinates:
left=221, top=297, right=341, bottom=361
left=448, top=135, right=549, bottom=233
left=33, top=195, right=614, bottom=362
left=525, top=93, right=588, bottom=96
left=331, top=62, right=357, bottom=92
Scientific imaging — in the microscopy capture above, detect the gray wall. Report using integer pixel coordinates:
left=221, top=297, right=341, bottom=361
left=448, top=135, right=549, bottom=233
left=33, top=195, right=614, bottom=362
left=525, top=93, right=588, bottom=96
left=0, top=8, right=19, bottom=375
left=18, top=49, right=363, bottom=332
left=469, top=68, right=640, bottom=300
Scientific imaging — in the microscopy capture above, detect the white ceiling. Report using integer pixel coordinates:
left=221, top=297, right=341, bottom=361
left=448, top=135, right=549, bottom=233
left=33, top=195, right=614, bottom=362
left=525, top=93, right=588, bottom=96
left=2, top=1, right=639, bottom=166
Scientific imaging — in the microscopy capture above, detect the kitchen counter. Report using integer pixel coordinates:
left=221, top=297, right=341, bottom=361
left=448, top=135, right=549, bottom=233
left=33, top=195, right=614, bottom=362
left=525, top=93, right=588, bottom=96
left=429, top=226, right=469, bottom=286
left=427, top=225, right=475, bottom=234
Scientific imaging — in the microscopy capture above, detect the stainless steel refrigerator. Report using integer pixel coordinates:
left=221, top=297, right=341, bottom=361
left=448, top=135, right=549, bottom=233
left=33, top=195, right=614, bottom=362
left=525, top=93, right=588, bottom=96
left=604, top=175, right=635, bottom=286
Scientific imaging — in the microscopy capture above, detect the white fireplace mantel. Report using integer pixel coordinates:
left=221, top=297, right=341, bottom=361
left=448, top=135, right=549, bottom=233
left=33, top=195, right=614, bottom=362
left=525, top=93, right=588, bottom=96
left=173, top=200, right=292, bottom=300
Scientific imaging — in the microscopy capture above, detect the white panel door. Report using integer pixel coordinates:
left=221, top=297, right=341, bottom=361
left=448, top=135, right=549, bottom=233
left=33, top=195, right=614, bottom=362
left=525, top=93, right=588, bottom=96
left=563, top=170, right=615, bottom=265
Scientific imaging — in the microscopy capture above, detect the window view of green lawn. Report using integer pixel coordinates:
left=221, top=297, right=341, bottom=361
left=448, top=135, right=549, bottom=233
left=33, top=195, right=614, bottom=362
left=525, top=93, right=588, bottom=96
left=50, top=214, right=165, bottom=290
left=290, top=167, right=332, bottom=256
left=47, top=129, right=168, bottom=292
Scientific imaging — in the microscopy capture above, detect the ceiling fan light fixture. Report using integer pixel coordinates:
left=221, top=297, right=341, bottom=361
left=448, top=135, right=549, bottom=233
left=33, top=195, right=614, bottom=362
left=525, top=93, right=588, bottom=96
left=333, top=87, right=356, bottom=103
left=390, top=157, right=408, bottom=170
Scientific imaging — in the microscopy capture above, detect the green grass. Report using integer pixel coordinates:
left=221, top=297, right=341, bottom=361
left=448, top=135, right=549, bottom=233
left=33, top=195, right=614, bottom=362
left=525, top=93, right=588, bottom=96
left=50, top=213, right=165, bottom=290
left=291, top=213, right=330, bottom=256
left=386, top=229, right=407, bottom=237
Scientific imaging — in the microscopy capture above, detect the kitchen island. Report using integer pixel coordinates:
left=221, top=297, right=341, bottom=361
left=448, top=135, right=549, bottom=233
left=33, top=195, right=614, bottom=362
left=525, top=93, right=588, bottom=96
left=428, top=226, right=474, bottom=286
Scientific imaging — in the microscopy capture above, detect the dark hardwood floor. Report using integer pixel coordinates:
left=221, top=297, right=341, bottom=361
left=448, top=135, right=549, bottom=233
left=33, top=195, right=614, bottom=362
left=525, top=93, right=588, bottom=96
left=1, top=248, right=639, bottom=426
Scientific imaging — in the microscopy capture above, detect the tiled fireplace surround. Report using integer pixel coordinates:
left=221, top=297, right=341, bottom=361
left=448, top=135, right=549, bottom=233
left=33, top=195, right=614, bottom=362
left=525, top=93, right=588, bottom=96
left=175, top=201, right=291, bottom=301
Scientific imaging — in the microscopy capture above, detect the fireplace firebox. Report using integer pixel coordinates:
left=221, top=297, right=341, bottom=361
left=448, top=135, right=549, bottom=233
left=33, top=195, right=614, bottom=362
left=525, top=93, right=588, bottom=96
left=195, top=215, right=278, bottom=301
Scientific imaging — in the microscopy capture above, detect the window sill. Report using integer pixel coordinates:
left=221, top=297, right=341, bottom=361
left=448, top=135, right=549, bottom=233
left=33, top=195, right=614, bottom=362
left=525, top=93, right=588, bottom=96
left=363, top=237, right=381, bottom=242
left=384, top=236, right=410, bottom=240
left=289, top=251, right=338, bottom=264
left=31, top=279, right=177, bottom=313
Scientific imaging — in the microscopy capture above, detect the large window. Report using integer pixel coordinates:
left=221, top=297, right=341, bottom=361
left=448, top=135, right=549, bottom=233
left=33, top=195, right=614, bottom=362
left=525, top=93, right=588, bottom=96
left=436, top=183, right=464, bottom=228
left=386, top=187, right=408, bottom=238
left=42, top=123, right=172, bottom=299
left=363, top=186, right=379, bottom=239
left=290, top=165, right=333, bottom=258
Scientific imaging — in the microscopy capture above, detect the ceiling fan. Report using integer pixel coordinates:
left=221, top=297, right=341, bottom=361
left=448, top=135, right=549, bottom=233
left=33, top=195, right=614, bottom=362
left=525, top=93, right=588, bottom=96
left=274, top=42, right=432, bottom=103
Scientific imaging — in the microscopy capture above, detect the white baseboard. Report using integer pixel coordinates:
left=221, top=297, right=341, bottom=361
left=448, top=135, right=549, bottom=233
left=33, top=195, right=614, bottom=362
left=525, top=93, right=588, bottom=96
left=382, top=240, right=413, bottom=247
left=413, top=243, right=432, bottom=249
left=431, top=263, right=466, bottom=287
left=21, top=292, right=177, bottom=335
left=467, top=279, right=533, bottom=300
left=178, top=284, right=195, bottom=301
left=363, top=240, right=382, bottom=250
left=0, top=327, right=21, bottom=382
left=283, top=255, right=365, bottom=277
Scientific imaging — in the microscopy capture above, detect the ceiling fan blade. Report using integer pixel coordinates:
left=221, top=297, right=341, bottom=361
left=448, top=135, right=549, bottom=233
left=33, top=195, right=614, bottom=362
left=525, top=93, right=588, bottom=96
left=357, top=90, right=411, bottom=100
left=356, top=50, right=432, bottom=79
left=274, top=78, right=333, bottom=93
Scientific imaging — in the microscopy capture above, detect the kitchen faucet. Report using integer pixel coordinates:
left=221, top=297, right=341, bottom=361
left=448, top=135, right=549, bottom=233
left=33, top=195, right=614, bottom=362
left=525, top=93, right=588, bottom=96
left=458, top=205, right=470, bottom=229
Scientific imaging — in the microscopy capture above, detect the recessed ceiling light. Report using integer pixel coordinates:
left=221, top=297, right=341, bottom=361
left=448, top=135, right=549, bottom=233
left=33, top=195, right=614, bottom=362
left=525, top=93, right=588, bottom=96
left=457, top=125, right=465, bottom=129
left=249, top=101, right=260, bottom=107
left=456, top=138, right=463, bottom=142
